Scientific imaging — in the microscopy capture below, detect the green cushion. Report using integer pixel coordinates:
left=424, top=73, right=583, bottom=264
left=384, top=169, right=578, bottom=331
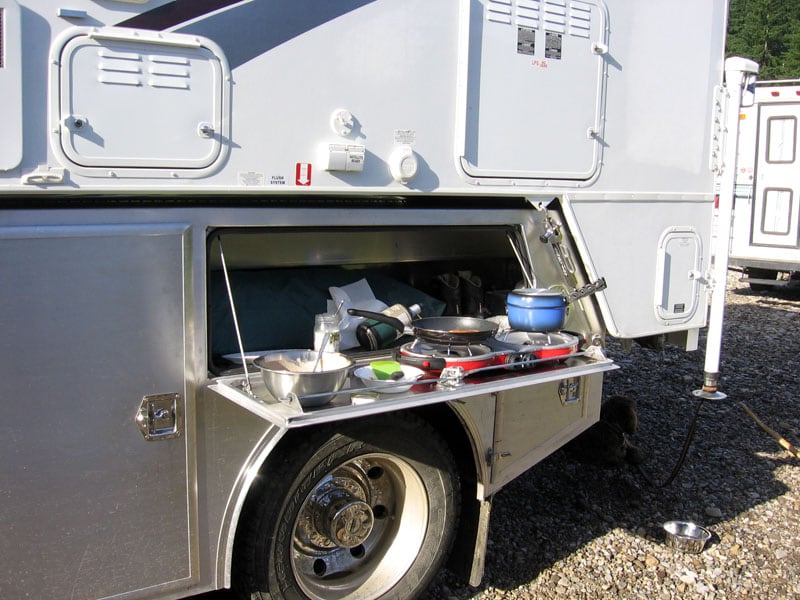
left=210, top=267, right=445, bottom=357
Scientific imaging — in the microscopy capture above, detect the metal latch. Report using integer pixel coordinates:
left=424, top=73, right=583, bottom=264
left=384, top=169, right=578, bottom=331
left=136, top=393, right=183, bottom=441
left=437, top=366, right=466, bottom=390
left=22, top=165, right=65, bottom=186
left=558, top=378, right=581, bottom=405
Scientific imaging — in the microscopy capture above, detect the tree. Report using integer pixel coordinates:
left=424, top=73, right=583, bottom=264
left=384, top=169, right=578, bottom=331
left=727, top=0, right=800, bottom=79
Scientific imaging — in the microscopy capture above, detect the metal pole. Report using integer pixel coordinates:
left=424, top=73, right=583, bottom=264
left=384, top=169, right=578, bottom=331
left=695, top=57, right=759, bottom=400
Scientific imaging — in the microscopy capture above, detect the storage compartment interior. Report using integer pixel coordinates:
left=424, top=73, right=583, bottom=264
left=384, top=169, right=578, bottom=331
left=207, top=225, right=526, bottom=373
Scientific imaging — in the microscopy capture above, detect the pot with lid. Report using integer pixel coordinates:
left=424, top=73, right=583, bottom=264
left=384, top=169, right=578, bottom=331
left=506, top=279, right=607, bottom=332
left=506, top=288, right=569, bottom=332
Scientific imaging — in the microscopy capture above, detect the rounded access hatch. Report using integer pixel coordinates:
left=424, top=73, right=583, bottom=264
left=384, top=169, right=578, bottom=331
left=50, top=27, right=230, bottom=177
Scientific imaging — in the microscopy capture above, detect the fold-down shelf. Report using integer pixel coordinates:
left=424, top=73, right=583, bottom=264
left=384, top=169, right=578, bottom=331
left=210, top=355, right=617, bottom=429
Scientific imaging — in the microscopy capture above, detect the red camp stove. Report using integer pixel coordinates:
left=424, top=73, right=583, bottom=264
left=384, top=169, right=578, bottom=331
left=398, top=339, right=508, bottom=374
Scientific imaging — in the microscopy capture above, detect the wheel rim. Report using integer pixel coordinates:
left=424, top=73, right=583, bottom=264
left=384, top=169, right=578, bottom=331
left=291, top=452, right=428, bottom=599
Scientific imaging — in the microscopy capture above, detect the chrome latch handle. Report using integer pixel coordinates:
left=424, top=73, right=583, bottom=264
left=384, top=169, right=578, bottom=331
left=136, top=393, right=183, bottom=441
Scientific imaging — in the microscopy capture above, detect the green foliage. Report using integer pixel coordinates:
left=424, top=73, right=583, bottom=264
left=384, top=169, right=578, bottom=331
left=727, top=0, right=800, bottom=79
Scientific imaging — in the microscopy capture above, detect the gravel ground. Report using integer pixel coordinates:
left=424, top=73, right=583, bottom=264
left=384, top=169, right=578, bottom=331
left=423, top=273, right=800, bottom=600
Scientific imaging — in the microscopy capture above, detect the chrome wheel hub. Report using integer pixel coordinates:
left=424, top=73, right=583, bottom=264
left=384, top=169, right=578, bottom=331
left=290, top=453, right=428, bottom=599
left=327, top=498, right=374, bottom=548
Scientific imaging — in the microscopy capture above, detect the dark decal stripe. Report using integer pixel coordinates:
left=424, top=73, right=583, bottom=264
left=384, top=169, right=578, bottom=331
left=117, top=0, right=244, bottom=30
left=116, top=0, right=378, bottom=69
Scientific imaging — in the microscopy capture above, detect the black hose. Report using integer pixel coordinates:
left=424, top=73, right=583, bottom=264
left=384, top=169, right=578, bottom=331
left=636, top=398, right=706, bottom=488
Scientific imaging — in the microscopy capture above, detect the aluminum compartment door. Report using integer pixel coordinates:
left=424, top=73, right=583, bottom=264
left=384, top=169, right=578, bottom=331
left=458, top=0, right=608, bottom=181
left=751, top=103, right=800, bottom=248
left=54, top=28, right=228, bottom=173
left=489, top=374, right=603, bottom=493
left=0, top=224, right=194, bottom=599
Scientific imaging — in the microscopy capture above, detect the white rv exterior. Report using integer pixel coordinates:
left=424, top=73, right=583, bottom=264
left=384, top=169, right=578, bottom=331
left=0, top=1, right=735, bottom=599
left=730, top=78, right=800, bottom=290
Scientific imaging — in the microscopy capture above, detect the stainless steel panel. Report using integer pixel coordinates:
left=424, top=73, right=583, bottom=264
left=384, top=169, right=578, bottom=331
left=488, top=373, right=604, bottom=493
left=0, top=224, right=194, bottom=599
left=208, top=226, right=515, bottom=269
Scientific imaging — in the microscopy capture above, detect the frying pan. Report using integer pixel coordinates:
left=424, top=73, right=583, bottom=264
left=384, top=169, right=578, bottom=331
left=347, top=308, right=498, bottom=345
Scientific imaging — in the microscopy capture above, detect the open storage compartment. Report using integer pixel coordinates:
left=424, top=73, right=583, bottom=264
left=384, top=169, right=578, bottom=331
left=206, top=222, right=616, bottom=428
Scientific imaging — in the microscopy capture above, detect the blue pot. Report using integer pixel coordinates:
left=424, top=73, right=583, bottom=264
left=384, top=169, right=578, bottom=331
left=506, top=288, right=568, bottom=332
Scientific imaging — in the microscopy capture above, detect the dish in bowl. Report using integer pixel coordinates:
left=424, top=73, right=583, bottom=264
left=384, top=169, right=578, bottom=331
left=354, top=364, right=425, bottom=394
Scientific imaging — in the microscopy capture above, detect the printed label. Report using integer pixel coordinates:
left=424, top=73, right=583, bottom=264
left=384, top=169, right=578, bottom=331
left=545, top=32, right=563, bottom=59
left=239, top=171, right=265, bottom=186
left=295, top=163, right=312, bottom=186
left=517, top=27, right=536, bottom=56
left=393, top=129, right=417, bottom=145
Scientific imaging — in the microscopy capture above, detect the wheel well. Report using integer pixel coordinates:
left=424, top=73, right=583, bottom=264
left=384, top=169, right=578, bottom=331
left=409, top=404, right=484, bottom=581
left=230, top=405, right=482, bottom=589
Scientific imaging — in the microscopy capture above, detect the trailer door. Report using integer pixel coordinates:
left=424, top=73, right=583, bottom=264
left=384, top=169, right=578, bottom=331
left=751, top=103, right=800, bottom=249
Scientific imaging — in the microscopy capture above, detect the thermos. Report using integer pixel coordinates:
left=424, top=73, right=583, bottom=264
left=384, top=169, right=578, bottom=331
left=356, top=303, right=421, bottom=350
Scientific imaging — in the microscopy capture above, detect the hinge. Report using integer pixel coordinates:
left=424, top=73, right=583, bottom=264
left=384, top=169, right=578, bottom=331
left=558, top=378, right=581, bottom=405
left=708, top=84, right=727, bottom=174
left=485, top=447, right=511, bottom=467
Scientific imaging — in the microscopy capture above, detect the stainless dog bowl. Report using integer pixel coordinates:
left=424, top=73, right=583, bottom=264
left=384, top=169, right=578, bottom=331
left=254, top=350, right=352, bottom=407
left=663, top=520, right=711, bottom=554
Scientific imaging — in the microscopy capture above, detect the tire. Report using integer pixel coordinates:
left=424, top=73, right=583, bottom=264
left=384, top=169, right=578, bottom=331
left=235, top=412, right=460, bottom=600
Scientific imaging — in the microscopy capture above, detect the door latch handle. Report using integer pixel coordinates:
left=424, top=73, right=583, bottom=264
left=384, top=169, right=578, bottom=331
left=135, top=393, right=183, bottom=441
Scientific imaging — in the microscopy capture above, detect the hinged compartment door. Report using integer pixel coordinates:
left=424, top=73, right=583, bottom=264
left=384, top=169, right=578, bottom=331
left=654, top=227, right=703, bottom=323
left=0, top=224, right=194, bottom=599
left=53, top=28, right=227, bottom=171
left=489, top=373, right=603, bottom=493
left=458, top=0, right=609, bottom=181
left=0, top=1, right=23, bottom=171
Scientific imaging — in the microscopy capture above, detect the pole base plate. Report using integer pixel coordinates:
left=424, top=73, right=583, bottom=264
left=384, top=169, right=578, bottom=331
left=692, top=389, right=728, bottom=401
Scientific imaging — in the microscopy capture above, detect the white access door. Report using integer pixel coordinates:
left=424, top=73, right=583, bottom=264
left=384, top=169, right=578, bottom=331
left=458, top=0, right=609, bottom=181
left=51, top=28, right=229, bottom=176
left=751, top=103, right=800, bottom=249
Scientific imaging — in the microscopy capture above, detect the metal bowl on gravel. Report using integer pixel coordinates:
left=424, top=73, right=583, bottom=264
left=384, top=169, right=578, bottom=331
left=663, top=520, right=711, bottom=553
left=254, top=350, right=352, bottom=407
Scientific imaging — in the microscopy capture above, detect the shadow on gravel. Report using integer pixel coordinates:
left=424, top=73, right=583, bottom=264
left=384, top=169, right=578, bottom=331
left=425, top=291, right=800, bottom=598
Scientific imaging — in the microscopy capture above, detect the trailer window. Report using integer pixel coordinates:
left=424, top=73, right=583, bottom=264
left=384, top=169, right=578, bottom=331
left=760, top=188, right=793, bottom=236
left=766, top=116, right=797, bottom=163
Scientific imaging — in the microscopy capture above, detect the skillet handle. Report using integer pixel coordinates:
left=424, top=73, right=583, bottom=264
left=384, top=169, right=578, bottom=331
left=399, top=354, right=446, bottom=371
left=347, top=308, right=405, bottom=333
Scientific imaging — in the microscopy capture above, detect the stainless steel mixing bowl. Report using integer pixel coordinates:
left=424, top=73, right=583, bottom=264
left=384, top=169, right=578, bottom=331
left=254, top=350, right=352, bottom=407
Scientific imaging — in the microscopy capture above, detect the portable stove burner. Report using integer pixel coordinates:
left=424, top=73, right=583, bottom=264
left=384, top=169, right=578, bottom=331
left=402, top=340, right=493, bottom=358
left=399, top=340, right=503, bottom=372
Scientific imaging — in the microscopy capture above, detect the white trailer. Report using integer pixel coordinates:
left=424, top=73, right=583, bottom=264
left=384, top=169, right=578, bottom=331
left=0, top=1, right=742, bottom=599
left=730, top=78, right=800, bottom=290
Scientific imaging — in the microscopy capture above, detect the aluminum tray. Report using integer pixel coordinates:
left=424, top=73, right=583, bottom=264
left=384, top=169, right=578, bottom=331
left=210, top=353, right=617, bottom=428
